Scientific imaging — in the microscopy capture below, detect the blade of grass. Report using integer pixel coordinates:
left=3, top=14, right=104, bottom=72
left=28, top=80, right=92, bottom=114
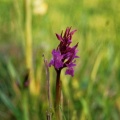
left=0, top=90, right=21, bottom=120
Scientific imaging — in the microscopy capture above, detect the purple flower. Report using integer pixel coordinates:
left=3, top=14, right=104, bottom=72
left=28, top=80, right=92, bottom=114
left=49, top=49, right=63, bottom=69
left=49, top=27, right=79, bottom=76
left=65, top=67, right=74, bottom=77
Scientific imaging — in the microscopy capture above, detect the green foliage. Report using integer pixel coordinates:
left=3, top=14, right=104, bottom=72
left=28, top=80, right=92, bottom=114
left=0, top=0, right=120, bottom=120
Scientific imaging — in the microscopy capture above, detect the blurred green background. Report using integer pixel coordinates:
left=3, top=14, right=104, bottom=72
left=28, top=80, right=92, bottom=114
left=0, top=0, right=120, bottom=120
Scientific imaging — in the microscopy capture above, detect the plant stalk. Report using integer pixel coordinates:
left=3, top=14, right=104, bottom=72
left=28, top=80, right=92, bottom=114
left=24, top=0, right=35, bottom=94
left=55, top=69, right=62, bottom=120
left=23, top=92, right=29, bottom=120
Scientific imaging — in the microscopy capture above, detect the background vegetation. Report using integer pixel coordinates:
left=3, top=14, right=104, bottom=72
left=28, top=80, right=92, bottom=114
left=0, top=0, right=120, bottom=119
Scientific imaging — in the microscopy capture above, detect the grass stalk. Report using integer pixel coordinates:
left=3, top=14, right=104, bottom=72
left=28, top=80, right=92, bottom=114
left=43, top=55, right=52, bottom=120
left=22, top=92, right=29, bottom=120
left=24, top=0, right=35, bottom=94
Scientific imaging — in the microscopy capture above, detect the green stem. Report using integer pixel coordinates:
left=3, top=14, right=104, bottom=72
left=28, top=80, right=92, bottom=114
left=25, top=0, right=32, bottom=70
left=24, top=0, right=35, bottom=94
left=23, top=92, right=29, bottom=120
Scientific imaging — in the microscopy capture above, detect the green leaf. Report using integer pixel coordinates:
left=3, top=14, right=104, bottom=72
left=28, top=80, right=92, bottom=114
left=0, top=91, right=21, bottom=120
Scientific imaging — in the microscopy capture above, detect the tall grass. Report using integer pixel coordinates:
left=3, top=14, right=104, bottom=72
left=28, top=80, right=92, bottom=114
left=0, top=0, right=120, bottom=120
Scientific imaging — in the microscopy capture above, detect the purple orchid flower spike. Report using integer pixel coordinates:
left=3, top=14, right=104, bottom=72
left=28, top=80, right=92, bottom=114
left=49, top=27, right=79, bottom=77
left=49, top=27, right=79, bottom=119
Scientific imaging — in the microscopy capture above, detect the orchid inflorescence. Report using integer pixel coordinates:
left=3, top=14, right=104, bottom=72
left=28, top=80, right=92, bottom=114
left=49, top=27, right=79, bottom=77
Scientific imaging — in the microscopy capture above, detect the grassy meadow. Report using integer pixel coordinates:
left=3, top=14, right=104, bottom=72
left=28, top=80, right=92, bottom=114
left=0, top=0, right=120, bottom=120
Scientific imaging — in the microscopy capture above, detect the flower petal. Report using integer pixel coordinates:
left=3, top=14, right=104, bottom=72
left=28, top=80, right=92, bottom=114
left=49, top=59, right=54, bottom=67
left=70, top=29, right=77, bottom=35
left=65, top=67, right=74, bottom=77
left=56, top=34, right=63, bottom=41
left=51, top=49, right=63, bottom=69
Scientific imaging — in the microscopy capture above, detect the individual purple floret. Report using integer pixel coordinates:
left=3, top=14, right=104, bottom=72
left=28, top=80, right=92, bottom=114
left=49, top=27, right=79, bottom=77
